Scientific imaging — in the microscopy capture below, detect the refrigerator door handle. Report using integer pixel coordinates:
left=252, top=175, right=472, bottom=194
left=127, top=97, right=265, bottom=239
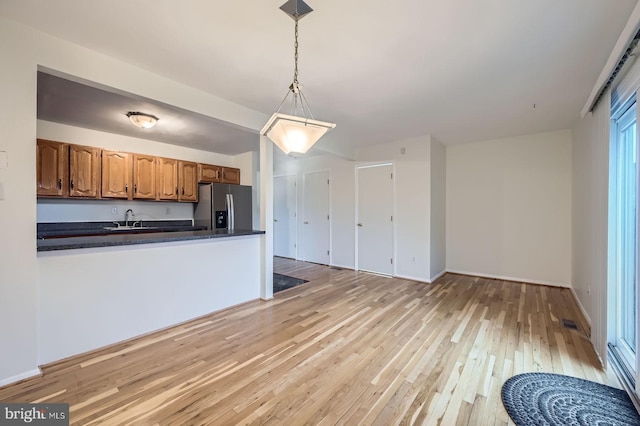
left=230, top=194, right=235, bottom=230
left=224, top=193, right=231, bottom=229
left=226, top=193, right=235, bottom=230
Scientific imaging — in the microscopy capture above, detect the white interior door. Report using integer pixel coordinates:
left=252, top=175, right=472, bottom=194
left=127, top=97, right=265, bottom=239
left=273, top=175, right=297, bottom=258
left=357, top=163, right=394, bottom=275
left=302, top=171, right=330, bottom=265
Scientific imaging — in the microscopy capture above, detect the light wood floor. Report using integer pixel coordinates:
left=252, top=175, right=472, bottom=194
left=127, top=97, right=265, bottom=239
left=0, top=258, right=605, bottom=425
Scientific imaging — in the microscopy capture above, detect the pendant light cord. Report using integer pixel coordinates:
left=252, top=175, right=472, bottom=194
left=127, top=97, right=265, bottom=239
left=274, top=14, right=315, bottom=120
left=293, top=19, right=299, bottom=85
left=291, top=19, right=301, bottom=115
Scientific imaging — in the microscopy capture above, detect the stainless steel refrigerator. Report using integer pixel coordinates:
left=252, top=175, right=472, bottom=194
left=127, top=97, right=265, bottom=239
left=194, top=183, right=253, bottom=230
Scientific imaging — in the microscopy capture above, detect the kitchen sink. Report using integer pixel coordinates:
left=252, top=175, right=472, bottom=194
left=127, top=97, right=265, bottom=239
left=103, top=226, right=158, bottom=231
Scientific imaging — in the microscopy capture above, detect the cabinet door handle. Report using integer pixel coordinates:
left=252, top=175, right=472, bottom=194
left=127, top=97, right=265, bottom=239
left=57, top=179, right=62, bottom=190
left=125, top=184, right=128, bottom=193
left=70, top=179, right=74, bottom=190
left=134, top=184, right=137, bottom=193
left=182, top=187, right=185, bottom=195
left=176, top=187, right=178, bottom=195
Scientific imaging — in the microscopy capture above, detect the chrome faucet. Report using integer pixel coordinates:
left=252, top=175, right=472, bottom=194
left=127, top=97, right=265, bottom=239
left=125, top=209, right=134, bottom=227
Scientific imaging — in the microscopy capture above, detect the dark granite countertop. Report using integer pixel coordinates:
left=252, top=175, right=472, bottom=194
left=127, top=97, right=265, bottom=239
left=37, top=228, right=265, bottom=252
left=36, top=221, right=264, bottom=252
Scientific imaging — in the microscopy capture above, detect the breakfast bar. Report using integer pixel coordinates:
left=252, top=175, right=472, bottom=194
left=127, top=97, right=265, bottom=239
left=37, top=229, right=265, bottom=365
left=37, top=228, right=265, bottom=251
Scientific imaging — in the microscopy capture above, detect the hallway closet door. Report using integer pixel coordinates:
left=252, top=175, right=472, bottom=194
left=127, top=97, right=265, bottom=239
left=356, top=163, right=394, bottom=275
left=301, top=171, right=330, bottom=265
left=273, top=175, right=297, bottom=259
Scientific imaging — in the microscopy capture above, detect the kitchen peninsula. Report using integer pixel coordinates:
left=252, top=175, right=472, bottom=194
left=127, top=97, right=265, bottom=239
left=37, top=226, right=265, bottom=365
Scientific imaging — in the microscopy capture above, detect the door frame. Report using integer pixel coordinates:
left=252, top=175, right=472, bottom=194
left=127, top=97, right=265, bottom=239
left=302, top=169, right=332, bottom=265
left=607, top=97, right=640, bottom=404
left=273, top=173, right=298, bottom=260
left=354, top=161, right=396, bottom=275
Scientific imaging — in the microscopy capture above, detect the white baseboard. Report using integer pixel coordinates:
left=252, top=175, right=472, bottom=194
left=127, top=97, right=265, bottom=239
left=569, top=287, right=592, bottom=326
left=274, top=255, right=296, bottom=260
left=330, top=263, right=354, bottom=270
left=0, top=368, right=41, bottom=387
left=446, top=269, right=570, bottom=288
left=394, top=274, right=431, bottom=284
left=430, top=270, right=447, bottom=283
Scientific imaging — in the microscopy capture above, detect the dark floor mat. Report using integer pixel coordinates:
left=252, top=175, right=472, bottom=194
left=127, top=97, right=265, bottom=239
left=273, top=273, right=309, bottom=293
left=502, top=372, right=640, bottom=425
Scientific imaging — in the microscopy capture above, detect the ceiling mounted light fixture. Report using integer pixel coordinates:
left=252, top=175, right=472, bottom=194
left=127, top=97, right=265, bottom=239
left=260, top=0, right=336, bottom=157
left=126, top=111, right=159, bottom=129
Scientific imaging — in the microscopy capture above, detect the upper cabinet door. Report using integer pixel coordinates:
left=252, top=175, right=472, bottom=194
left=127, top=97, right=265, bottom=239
left=133, top=154, right=156, bottom=199
left=178, top=160, right=198, bottom=202
left=101, top=150, right=131, bottom=199
left=69, top=145, right=100, bottom=198
left=36, top=139, right=67, bottom=197
left=198, top=163, right=221, bottom=183
left=157, top=157, right=178, bottom=201
left=220, top=167, right=241, bottom=185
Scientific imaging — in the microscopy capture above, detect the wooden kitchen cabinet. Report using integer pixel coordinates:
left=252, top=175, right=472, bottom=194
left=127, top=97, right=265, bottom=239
left=37, top=139, right=211, bottom=203
left=178, top=160, right=198, bottom=202
left=36, top=139, right=67, bottom=197
left=69, top=144, right=100, bottom=198
left=197, top=163, right=221, bottom=183
left=156, top=157, right=178, bottom=200
left=101, top=150, right=131, bottom=199
left=133, top=154, right=156, bottom=199
left=220, top=167, right=241, bottom=184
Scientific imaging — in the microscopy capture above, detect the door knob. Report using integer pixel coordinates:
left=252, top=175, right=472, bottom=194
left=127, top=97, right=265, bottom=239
left=274, top=219, right=279, bottom=222
left=357, top=223, right=363, bottom=227
left=304, top=221, right=309, bottom=224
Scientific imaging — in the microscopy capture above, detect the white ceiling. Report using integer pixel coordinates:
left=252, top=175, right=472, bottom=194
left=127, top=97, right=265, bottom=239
left=1, top=0, right=637, bottom=155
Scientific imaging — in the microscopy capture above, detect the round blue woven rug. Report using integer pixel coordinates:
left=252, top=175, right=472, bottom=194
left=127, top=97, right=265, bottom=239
left=501, top=373, right=640, bottom=425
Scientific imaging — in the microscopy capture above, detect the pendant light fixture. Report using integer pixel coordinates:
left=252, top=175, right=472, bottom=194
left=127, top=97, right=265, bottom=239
left=126, top=111, right=159, bottom=129
left=260, top=0, right=336, bottom=157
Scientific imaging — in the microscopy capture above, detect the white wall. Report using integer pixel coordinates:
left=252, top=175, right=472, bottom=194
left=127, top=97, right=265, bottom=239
left=233, top=150, right=256, bottom=187
left=37, top=199, right=193, bottom=222
left=234, top=150, right=261, bottom=230
left=357, top=136, right=432, bottom=281
left=0, top=16, right=266, bottom=385
left=259, top=136, right=274, bottom=300
left=446, top=129, right=572, bottom=286
left=0, top=18, right=39, bottom=386
left=38, top=120, right=241, bottom=166
left=37, top=236, right=261, bottom=364
left=430, top=139, right=446, bottom=281
left=572, top=93, right=611, bottom=362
